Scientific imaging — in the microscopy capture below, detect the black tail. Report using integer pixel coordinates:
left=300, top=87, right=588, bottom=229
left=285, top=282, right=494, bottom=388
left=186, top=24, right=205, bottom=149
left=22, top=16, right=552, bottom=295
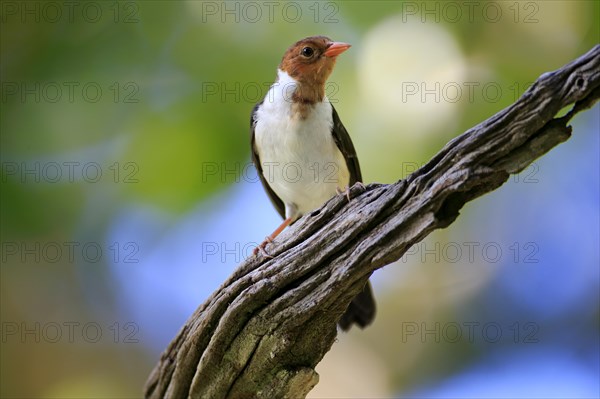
left=338, top=280, right=376, bottom=331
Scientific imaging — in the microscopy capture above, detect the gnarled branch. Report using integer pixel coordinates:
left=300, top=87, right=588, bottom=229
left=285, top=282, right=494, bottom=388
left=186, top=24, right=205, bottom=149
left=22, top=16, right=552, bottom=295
left=145, top=45, right=600, bottom=398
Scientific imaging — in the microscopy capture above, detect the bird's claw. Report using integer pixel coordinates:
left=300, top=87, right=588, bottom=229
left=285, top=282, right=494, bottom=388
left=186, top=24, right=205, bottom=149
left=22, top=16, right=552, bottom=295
left=337, top=182, right=366, bottom=203
left=253, top=237, right=274, bottom=258
left=336, top=186, right=351, bottom=202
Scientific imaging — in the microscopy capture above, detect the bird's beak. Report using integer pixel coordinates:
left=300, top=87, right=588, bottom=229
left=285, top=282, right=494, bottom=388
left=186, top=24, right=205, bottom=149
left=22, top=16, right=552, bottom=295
left=324, top=42, right=351, bottom=57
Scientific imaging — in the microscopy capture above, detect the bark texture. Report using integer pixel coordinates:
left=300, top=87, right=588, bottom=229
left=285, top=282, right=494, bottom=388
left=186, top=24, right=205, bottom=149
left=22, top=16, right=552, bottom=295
left=145, top=45, right=600, bottom=398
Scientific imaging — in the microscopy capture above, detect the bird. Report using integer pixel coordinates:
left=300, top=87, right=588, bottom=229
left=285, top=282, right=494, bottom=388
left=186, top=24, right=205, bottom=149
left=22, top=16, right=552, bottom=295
left=249, top=36, right=376, bottom=331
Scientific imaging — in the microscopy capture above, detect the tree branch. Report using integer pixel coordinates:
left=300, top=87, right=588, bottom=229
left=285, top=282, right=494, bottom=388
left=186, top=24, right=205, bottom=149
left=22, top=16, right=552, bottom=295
left=145, top=45, right=600, bottom=399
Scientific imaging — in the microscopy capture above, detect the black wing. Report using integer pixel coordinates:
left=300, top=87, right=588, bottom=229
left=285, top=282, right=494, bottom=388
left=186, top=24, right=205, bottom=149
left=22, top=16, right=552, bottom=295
left=330, top=105, right=376, bottom=331
left=250, top=101, right=286, bottom=219
left=331, top=104, right=362, bottom=184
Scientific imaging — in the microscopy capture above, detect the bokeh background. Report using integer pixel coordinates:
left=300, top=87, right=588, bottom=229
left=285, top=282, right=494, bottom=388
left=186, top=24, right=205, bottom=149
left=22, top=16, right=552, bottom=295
left=1, top=1, right=599, bottom=397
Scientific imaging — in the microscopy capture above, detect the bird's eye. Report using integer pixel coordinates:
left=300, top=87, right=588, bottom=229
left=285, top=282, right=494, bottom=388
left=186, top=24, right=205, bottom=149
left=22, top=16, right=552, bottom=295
left=301, top=47, right=314, bottom=57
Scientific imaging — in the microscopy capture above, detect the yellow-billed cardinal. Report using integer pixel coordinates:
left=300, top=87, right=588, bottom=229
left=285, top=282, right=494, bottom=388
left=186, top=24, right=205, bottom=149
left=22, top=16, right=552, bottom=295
left=250, top=36, right=375, bottom=330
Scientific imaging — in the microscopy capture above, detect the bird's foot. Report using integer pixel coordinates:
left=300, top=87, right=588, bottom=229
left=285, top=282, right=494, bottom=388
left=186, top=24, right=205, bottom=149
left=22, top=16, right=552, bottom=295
left=253, top=237, right=274, bottom=258
left=337, top=182, right=366, bottom=203
left=336, top=186, right=351, bottom=202
left=253, top=217, right=293, bottom=259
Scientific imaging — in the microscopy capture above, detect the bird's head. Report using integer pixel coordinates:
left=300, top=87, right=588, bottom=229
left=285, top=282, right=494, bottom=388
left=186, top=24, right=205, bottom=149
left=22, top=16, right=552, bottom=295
left=279, top=36, right=351, bottom=103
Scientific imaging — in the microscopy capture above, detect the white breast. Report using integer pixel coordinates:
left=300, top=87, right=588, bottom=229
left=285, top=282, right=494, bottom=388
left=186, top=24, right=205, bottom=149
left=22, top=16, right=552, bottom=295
left=254, top=69, right=350, bottom=220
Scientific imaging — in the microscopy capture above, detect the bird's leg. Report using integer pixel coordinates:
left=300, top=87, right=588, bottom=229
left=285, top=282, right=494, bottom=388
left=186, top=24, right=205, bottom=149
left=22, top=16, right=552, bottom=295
left=337, top=182, right=366, bottom=202
left=336, top=186, right=350, bottom=202
left=254, top=217, right=293, bottom=256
